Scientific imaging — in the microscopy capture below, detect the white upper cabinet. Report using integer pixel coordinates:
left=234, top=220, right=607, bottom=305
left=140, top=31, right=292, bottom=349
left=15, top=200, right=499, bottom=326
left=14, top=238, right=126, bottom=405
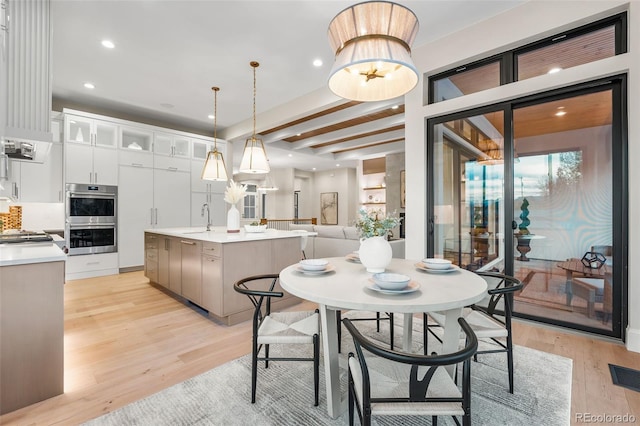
left=154, top=132, right=190, bottom=158
left=153, top=132, right=190, bottom=172
left=119, top=126, right=153, bottom=168
left=64, top=115, right=117, bottom=148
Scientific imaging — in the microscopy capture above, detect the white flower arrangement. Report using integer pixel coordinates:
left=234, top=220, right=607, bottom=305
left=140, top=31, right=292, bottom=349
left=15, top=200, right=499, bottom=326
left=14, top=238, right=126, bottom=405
left=354, top=208, right=402, bottom=239
left=224, top=180, right=247, bottom=205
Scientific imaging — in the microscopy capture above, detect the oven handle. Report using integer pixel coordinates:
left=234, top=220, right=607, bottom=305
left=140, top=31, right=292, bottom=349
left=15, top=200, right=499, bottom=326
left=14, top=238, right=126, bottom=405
left=68, top=192, right=116, bottom=198
left=69, top=223, right=116, bottom=229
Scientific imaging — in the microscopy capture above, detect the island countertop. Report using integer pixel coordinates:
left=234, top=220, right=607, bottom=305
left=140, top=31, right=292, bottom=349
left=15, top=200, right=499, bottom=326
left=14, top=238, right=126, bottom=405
left=144, top=227, right=315, bottom=243
left=0, top=243, right=67, bottom=267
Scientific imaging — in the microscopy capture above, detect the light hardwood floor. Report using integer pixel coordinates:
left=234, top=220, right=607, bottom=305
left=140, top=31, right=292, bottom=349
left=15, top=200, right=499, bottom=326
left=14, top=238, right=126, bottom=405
left=1, top=271, right=638, bottom=425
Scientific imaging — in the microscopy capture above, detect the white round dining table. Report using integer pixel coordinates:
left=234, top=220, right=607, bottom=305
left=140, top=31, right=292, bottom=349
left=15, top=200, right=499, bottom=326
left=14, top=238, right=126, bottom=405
left=279, top=256, right=488, bottom=419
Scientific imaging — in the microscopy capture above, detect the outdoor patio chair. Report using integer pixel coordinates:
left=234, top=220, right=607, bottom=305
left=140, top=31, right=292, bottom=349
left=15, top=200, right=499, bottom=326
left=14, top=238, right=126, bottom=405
left=344, top=316, right=478, bottom=426
left=424, top=271, right=523, bottom=393
left=234, top=274, right=320, bottom=405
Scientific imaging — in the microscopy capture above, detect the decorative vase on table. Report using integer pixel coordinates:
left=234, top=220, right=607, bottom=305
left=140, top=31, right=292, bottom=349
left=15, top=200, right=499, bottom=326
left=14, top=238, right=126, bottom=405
left=359, top=236, right=392, bottom=273
left=227, top=204, right=240, bottom=233
left=223, top=180, right=246, bottom=234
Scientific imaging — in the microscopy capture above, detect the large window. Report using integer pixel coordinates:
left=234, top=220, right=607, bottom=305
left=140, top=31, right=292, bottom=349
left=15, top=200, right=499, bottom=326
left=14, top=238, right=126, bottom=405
left=428, top=12, right=626, bottom=104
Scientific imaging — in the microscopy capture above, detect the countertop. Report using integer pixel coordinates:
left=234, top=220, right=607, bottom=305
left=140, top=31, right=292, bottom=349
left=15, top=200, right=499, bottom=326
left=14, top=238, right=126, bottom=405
left=0, top=243, right=67, bottom=267
left=145, top=227, right=316, bottom=243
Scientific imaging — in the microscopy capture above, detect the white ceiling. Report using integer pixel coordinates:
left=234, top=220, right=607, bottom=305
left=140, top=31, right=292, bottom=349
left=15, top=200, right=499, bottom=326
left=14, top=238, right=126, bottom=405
left=51, top=0, right=526, bottom=172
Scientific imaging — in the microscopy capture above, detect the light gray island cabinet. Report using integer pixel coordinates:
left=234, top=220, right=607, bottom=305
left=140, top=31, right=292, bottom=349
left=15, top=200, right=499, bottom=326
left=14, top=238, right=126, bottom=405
left=144, top=228, right=303, bottom=325
left=0, top=244, right=66, bottom=415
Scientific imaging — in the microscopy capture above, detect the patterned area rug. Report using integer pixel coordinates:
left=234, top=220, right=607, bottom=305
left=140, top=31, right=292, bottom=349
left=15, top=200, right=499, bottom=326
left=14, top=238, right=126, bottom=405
left=84, top=312, right=572, bottom=425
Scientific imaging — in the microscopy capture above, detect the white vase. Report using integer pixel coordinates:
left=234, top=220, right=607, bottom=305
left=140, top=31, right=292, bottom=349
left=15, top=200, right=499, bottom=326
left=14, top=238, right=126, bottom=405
left=227, top=204, right=240, bottom=233
left=359, top=236, right=392, bottom=273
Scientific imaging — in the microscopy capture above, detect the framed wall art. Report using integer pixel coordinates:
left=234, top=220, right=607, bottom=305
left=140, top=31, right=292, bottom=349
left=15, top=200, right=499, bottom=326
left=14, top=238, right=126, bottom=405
left=320, top=192, right=338, bottom=225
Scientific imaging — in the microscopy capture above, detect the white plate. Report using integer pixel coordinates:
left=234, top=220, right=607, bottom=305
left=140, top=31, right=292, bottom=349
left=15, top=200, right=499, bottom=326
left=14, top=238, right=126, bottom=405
left=345, top=253, right=361, bottom=263
left=415, top=262, right=460, bottom=274
left=295, top=264, right=336, bottom=275
left=367, top=280, right=420, bottom=294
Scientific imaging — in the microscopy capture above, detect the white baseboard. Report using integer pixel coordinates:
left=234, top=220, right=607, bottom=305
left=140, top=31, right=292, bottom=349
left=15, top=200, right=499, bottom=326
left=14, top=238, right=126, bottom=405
left=626, top=326, right=640, bottom=353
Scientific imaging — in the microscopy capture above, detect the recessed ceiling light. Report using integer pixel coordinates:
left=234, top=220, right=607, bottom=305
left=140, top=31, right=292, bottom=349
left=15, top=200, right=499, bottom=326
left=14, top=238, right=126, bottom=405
left=288, top=154, right=293, bottom=157
left=313, top=59, right=323, bottom=67
left=312, top=167, right=316, bottom=171
left=548, top=67, right=562, bottom=74
left=391, top=105, right=399, bottom=110
left=208, top=114, right=215, bottom=120
left=84, top=82, right=95, bottom=89
left=336, top=163, right=340, bottom=167
left=101, top=40, right=115, bottom=49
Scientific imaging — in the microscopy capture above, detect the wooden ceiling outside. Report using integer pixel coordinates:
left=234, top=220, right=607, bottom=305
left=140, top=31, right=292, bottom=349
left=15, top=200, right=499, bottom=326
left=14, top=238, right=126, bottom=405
left=448, top=26, right=615, bottom=96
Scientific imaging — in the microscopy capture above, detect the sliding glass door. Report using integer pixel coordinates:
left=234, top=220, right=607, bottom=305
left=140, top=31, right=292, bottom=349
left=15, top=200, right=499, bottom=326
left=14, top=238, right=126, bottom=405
left=431, top=111, right=505, bottom=272
left=428, top=78, right=626, bottom=338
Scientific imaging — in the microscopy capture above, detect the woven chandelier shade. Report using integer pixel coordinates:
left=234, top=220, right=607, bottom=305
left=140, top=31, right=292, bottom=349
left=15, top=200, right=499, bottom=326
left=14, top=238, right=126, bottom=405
left=327, top=1, right=419, bottom=102
left=201, top=86, right=229, bottom=181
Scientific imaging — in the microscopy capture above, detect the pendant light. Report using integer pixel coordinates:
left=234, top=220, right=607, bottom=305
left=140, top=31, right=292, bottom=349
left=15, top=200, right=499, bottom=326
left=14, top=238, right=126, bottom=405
left=327, top=1, right=419, bottom=102
left=239, top=61, right=270, bottom=174
left=258, top=174, right=279, bottom=191
left=201, top=87, right=229, bottom=181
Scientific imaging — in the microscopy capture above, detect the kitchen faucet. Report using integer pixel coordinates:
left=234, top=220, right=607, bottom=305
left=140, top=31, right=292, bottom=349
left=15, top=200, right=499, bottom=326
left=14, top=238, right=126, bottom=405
left=201, top=203, right=211, bottom=231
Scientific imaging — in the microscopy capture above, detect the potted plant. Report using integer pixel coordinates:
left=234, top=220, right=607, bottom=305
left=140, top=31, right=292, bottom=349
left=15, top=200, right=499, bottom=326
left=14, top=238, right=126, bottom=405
left=515, top=198, right=532, bottom=261
left=355, top=208, right=402, bottom=273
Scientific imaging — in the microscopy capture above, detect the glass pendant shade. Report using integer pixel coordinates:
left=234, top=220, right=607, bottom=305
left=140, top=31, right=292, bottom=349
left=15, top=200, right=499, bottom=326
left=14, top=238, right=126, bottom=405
left=239, top=137, right=270, bottom=174
left=239, top=61, right=270, bottom=174
left=201, top=86, right=229, bottom=181
left=327, top=1, right=419, bottom=102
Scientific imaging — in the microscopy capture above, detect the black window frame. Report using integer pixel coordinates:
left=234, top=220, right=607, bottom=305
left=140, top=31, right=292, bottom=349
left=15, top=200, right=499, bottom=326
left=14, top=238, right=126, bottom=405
left=427, top=12, right=627, bottom=105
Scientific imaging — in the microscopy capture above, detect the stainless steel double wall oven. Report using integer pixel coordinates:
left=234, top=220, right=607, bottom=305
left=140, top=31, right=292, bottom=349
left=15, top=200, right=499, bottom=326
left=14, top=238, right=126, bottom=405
left=65, top=184, right=117, bottom=255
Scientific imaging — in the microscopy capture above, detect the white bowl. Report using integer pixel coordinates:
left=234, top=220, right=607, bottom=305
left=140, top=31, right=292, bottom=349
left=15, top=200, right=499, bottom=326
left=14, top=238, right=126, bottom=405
left=372, top=273, right=411, bottom=290
left=244, top=224, right=267, bottom=233
left=299, top=259, right=329, bottom=271
left=422, top=258, right=452, bottom=270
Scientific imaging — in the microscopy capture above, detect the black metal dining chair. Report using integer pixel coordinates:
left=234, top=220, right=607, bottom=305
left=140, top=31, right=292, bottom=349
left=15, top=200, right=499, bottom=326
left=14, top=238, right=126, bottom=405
left=234, top=274, right=320, bottom=405
left=423, top=271, right=523, bottom=393
left=344, top=316, right=478, bottom=426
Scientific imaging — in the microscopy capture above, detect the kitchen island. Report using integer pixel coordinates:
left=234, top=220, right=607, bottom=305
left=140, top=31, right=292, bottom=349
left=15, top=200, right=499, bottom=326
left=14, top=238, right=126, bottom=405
left=144, top=227, right=306, bottom=325
left=0, top=242, right=66, bottom=414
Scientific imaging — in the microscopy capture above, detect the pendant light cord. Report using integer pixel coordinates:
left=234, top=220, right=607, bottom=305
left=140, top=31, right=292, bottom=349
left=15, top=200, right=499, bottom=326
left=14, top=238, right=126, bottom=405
left=212, top=86, right=219, bottom=150
left=250, top=61, right=259, bottom=139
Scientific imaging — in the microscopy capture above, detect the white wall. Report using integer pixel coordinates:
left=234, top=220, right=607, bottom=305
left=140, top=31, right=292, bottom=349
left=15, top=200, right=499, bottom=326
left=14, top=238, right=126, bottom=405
left=314, top=168, right=358, bottom=226
left=405, top=0, right=639, bottom=352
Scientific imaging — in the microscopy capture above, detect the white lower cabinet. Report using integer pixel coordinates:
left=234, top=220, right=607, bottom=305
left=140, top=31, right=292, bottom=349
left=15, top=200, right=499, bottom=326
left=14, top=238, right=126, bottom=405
left=66, top=253, right=119, bottom=281
left=118, top=165, right=191, bottom=269
left=119, top=165, right=154, bottom=269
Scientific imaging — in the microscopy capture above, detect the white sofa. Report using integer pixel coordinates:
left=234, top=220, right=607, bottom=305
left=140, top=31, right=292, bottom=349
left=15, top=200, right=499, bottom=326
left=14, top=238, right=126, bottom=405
left=290, top=224, right=405, bottom=259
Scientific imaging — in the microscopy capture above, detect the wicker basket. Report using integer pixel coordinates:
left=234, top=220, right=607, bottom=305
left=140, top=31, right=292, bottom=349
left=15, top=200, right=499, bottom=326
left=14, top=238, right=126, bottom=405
left=0, top=205, right=22, bottom=231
